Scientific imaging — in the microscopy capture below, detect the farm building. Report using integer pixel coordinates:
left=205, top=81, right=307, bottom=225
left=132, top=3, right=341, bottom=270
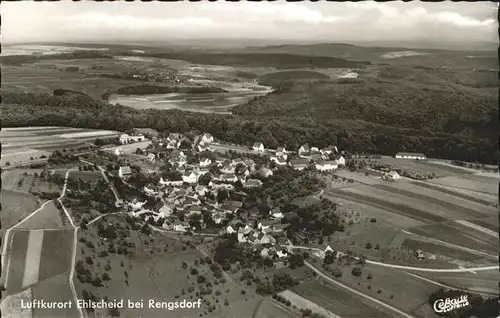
left=253, top=142, right=265, bottom=152
left=118, top=166, right=132, bottom=178
left=395, top=152, right=427, bottom=160
left=383, top=171, right=401, bottom=181
left=119, top=133, right=145, bottom=144
left=315, top=160, right=338, bottom=171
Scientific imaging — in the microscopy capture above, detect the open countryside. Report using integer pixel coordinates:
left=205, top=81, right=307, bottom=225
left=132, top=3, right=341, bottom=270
left=2, top=2, right=498, bottom=316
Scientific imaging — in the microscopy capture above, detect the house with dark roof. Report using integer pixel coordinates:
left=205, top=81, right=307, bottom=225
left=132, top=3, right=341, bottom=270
left=289, top=159, right=309, bottom=171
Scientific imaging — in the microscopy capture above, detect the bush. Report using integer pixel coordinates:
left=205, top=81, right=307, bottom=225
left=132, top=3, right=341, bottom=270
left=351, top=267, right=362, bottom=277
left=367, top=273, right=373, bottom=280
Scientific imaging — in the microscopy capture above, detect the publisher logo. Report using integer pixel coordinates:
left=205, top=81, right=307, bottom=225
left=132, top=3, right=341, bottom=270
left=433, top=295, right=470, bottom=314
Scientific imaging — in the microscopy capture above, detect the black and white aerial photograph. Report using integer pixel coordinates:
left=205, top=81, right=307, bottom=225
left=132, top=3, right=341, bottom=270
left=1, top=1, right=499, bottom=318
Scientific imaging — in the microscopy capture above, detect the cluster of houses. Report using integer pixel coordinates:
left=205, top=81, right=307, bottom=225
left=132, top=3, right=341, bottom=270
left=111, top=131, right=351, bottom=255
left=119, top=133, right=146, bottom=145
left=267, top=143, right=345, bottom=171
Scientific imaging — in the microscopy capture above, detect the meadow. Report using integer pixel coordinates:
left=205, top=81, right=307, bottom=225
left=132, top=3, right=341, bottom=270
left=1, top=126, right=120, bottom=167
left=292, top=279, right=389, bottom=318
left=33, top=272, right=79, bottom=318
left=15, top=201, right=71, bottom=230
left=1, top=190, right=41, bottom=228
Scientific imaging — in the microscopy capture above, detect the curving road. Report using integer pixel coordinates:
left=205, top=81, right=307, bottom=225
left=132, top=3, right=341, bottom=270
left=283, top=245, right=499, bottom=273
left=305, top=261, right=415, bottom=318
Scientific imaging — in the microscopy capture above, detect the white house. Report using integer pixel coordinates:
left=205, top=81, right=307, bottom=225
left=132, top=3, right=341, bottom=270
left=269, top=207, right=284, bottom=219
left=201, top=133, right=214, bottom=144
left=226, top=225, right=237, bottom=234
left=147, top=153, right=156, bottom=163
left=182, top=171, right=199, bottom=184
left=298, top=144, right=310, bottom=156
left=311, top=146, right=319, bottom=152
left=334, top=155, right=346, bottom=166
left=315, top=160, right=338, bottom=171
left=173, top=222, right=187, bottom=233
left=253, top=142, right=265, bottom=152
left=199, top=157, right=212, bottom=168
left=119, top=133, right=145, bottom=144
left=395, top=152, right=427, bottom=160
left=118, top=166, right=132, bottom=178
left=384, top=171, right=401, bottom=181
left=114, top=148, right=121, bottom=156
left=325, top=245, right=334, bottom=253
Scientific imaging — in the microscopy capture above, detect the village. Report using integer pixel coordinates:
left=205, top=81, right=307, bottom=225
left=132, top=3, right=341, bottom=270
left=102, top=129, right=425, bottom=263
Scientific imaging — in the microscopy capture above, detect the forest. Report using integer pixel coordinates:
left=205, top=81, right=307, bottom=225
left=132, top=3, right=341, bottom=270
left=2, top=89, right=497, bottom=164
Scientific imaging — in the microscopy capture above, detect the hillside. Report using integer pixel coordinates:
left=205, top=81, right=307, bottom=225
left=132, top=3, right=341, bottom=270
left=240, top=43, right=497, bottom=70
left=2, top=90, right=497, bottom=164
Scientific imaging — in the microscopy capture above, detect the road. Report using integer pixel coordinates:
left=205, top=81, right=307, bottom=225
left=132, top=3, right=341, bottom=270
left=305, top=261, right=415, bottom=318
left=283, top=245, right=499, bottom=273
left=79, top=158, right=121, bottom=202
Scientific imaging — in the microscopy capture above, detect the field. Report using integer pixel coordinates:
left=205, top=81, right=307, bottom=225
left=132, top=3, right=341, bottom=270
left=4, top=229, right=74, bottom=296
left=1, top=127, right=120, bottom=167
left=254, top=299, right=300, bottom=318
left=1, top=191, right=41, bottom=228
left=407, top=222, right=498, bottom=257
left=1, top=168, right=62, bottom=194
left=279, top=289, right=340, bottom=318
left=331, top=263, right=440, bottom=317
left=5, top=230, right=30, bottom=295
left=425, top=174, right=497, bottom=195
left=292, top=279, right=390, bottom=317
left=2, top=63, right=145, bottom=99
left=110, top=88, right=271, bottom=114
left=32, top=272, right=79, bottom=318
left=0, top=288, right=33, bottom=318
left=375, top=158, right=473, bottom=177
left=417, top=270, right=499, bottom=296
left=15, top=201, right=71, bottom=230
left=324, top=167, right=498, bottom=268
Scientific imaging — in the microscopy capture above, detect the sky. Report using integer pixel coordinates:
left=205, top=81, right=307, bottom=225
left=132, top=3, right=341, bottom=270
left=2, top=1, right=498, bottom=45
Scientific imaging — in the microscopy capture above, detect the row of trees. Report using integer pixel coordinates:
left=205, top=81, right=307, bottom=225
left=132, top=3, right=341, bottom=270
left=3, top=91, right=497, bottom=164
